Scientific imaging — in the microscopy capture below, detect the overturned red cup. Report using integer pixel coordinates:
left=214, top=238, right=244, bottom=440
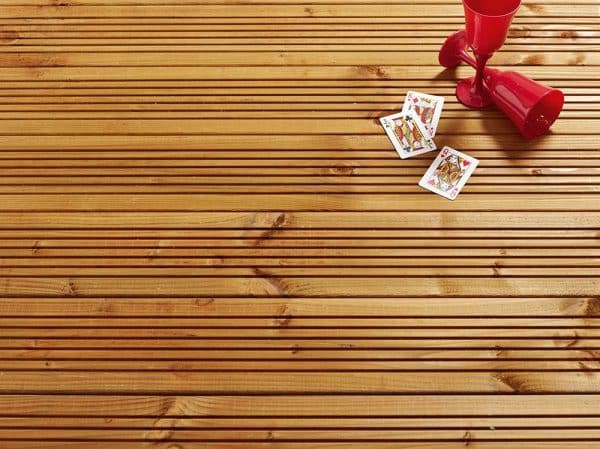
left=484, top=69, right=565, bottom=139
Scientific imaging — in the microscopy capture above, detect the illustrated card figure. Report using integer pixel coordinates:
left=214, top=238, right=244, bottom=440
left=401, top=91, right=445, bottom=137
left=419, top=146, right=479, bottom=200
left=379, top=111, right=436, bottom=159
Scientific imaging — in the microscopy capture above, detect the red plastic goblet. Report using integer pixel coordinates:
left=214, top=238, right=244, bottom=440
left=456, top=0, right=521, bottom=108
left=438, top=30, right=565, bottom=140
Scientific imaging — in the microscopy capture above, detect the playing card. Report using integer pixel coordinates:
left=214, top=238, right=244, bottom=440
left=419, top=146, right=478, bottom=200
left=401, top=91, right=445, bottom=137
left=379, top=111, right=436, bottom=159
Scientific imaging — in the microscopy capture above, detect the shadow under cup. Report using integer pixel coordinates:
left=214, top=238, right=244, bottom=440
left=463, top=0, right=522, bottom=55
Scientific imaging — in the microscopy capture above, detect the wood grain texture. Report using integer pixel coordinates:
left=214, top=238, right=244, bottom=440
left=0, top=0, right=599, bottom=446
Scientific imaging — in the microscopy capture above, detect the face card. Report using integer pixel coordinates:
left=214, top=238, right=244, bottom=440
left=419, top=146, right=479, bottom=200
left=401, top=91, right=445, bottom=137
left=379, top=111, right=436, bottom=159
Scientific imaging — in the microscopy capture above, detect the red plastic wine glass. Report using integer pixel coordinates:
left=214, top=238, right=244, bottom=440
left=438, top=29, right=565, bottom=140
left=457, top=0, right=521, bottom=108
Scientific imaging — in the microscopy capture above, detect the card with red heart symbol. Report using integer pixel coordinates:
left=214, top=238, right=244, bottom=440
left=418, top=146, right=479, bottom=200
left=401, top=91, right=445, bottom=137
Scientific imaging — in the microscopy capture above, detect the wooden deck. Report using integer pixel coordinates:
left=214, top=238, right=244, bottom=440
left=0, top=0, right=599, bottom=447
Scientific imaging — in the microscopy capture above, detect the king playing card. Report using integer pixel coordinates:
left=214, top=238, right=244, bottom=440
left=401, top=91, right=444, bottom=137
left=379, top=111, right=436, bottom=159
left=419, top=146, right=479, bottom=200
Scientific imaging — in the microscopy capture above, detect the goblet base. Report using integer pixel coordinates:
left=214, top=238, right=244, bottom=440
left=456, top=76, right=493, bottom=109
left=438, top=30, right=468, bottom=68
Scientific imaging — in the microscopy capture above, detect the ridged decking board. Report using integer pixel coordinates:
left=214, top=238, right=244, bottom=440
left=0, top=0, right=599, bottom=447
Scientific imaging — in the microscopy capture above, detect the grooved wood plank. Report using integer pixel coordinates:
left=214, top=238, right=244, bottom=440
left=1, top=394, right=600, bottom=415
left=0, top=276, right=599, bottom=296
left=0, top=297, right=594, bottom=316
left=3, top=337, right=598, bottom=349
left=0, top=5, right=597, bottom=18
left=6, top=443, right=600, bottom=449
left=0, top=211, right=597, bottom=228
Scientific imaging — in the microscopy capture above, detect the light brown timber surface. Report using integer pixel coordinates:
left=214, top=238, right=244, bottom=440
left=0, top=0, right=599, bottom=447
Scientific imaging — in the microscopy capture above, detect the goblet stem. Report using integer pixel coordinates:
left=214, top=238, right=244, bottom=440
left=453, top=47, right=476, bottom=68
left=454, top=46, right=493, bottom=109
left=472, top=53, right=491, bottom=97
